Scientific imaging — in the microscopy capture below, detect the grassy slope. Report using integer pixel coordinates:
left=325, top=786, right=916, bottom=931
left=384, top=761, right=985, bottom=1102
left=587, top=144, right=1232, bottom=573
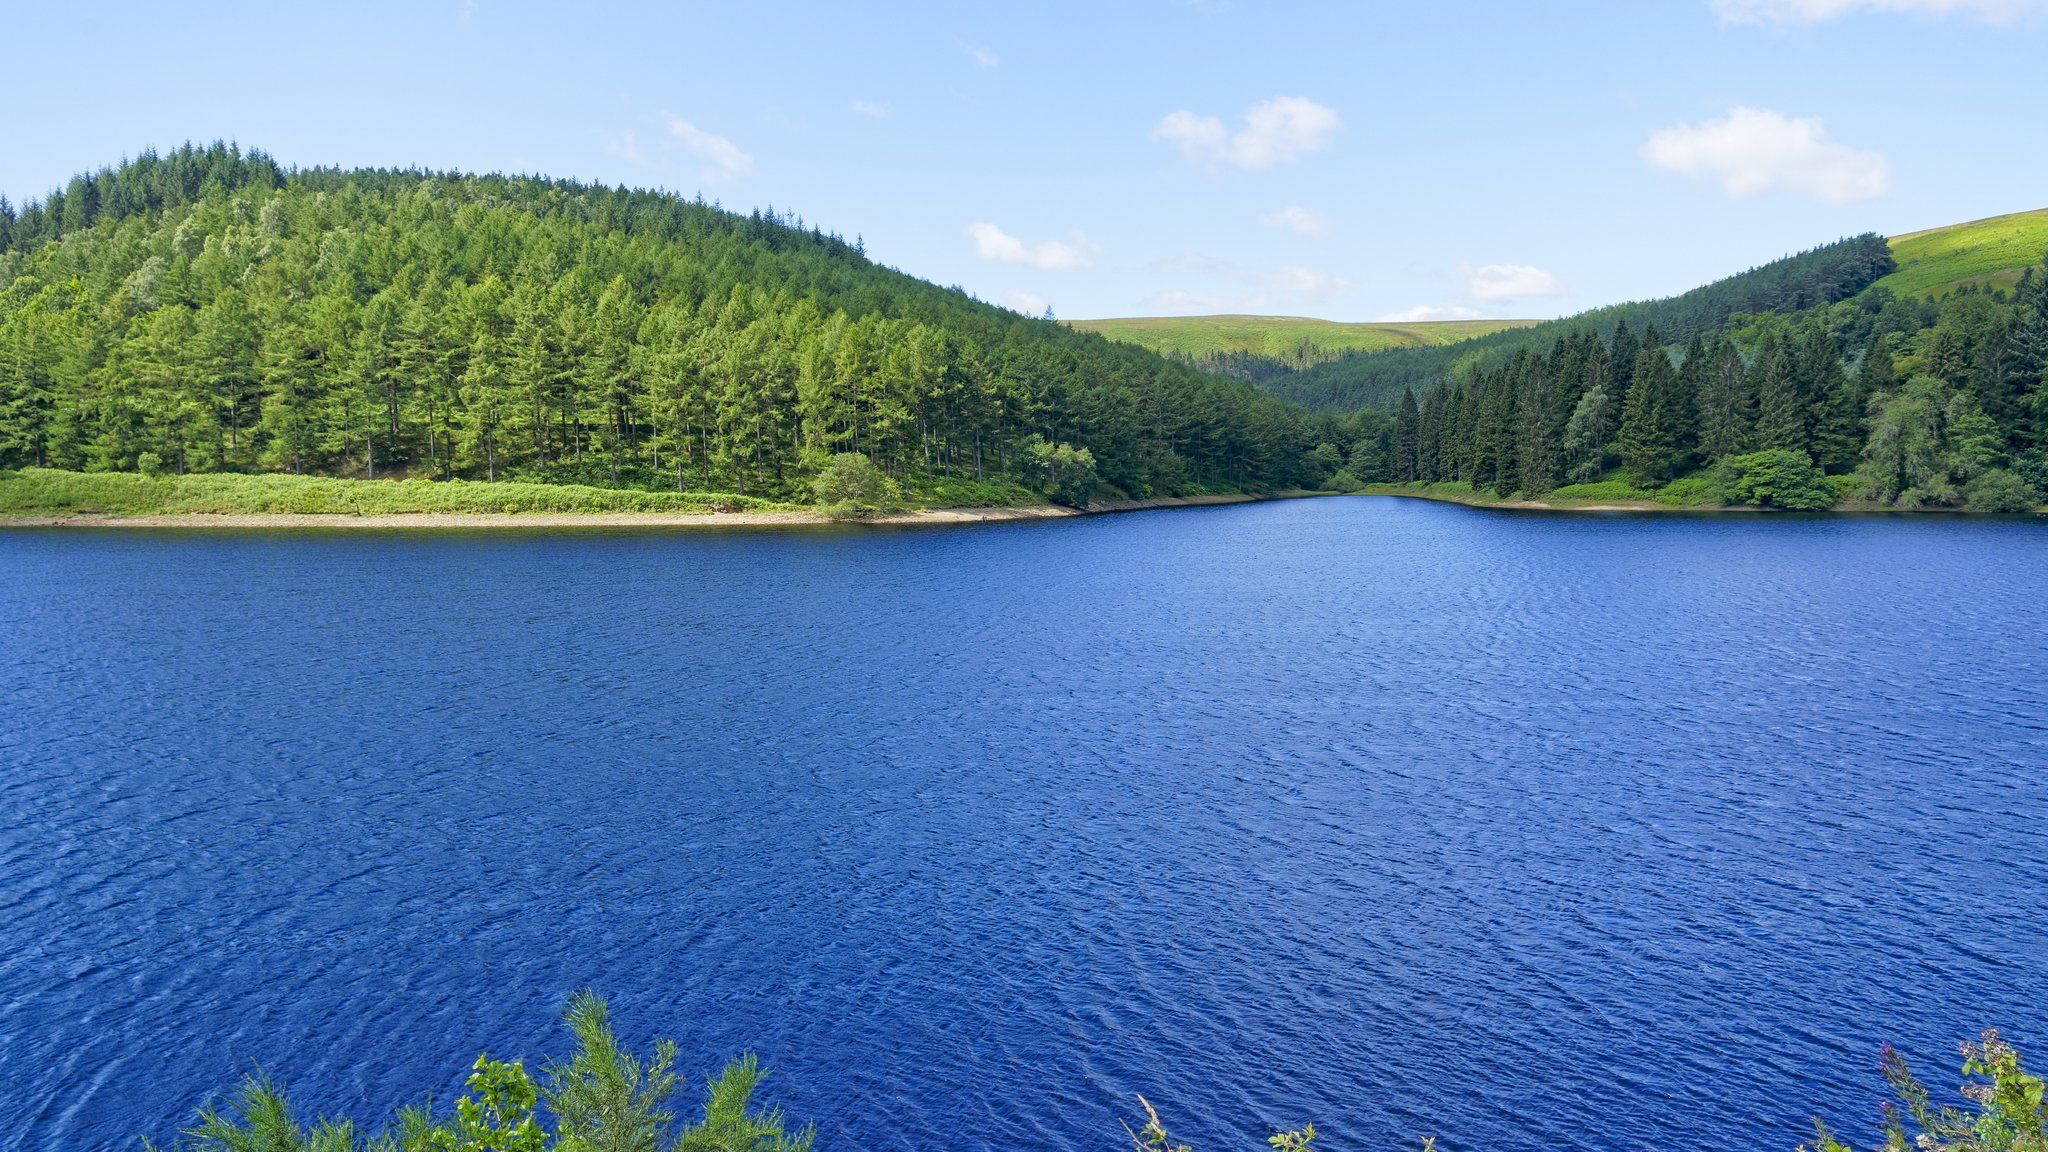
left=1879, top=208, right=2048, bottom=297
left=1070, top=315, right=1534, bottom=360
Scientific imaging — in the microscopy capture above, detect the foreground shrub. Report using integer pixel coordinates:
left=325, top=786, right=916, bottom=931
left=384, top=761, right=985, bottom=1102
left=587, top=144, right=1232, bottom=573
left=1655, top=472, right=1726, bottom=506
left=1321, top=469, right=1363, bottom=493
left=149, top=992, right=810, bottom=1152
left=1964, top=469, right=2041, bottom=514
left=1021, top=436, right=1100, bottom=508
left=1806, top=1031, right=2044, bottom=1152
left=808, top=453, right=901, bottom=519
left=1720, top=449, right=1837, bottom=511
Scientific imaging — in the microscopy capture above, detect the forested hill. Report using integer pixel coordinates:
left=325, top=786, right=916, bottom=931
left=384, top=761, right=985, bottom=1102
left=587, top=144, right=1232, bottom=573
left=1272, top=234, right=1897, bottom=413
left=0, top=144, right=1325, bottom=501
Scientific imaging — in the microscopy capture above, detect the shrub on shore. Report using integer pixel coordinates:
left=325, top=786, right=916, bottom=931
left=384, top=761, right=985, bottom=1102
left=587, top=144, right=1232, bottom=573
left=808, top=453, right=902, bottom=520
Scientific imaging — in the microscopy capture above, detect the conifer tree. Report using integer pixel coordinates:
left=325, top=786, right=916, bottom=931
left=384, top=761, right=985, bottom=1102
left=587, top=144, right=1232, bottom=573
left=1697, top=340, right=1753, bottom=462
left=1751, top=337, right=1805, bottom=452
left=1393, top=388, right=1420, bottom=482
left=1562, top=383, right=1613, bottom=483
left=1517, top=364, right=1561, bottom=495
left=1620, top=346, right=1677, bottom=484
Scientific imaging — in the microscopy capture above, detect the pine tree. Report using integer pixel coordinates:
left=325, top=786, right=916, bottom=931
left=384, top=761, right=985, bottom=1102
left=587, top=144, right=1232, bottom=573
left=1798, top=330, right=1858, bottom=473
left=1517, top=364, right=1561, bottom=495
left=1619, top=346, right=1677, bottom=484
left=1697, top=340, right=1753, bottom=462
left=1562, top=383, right=1613, bottom=483
left=194, top=290, right=260, bottom=465
left=1418, top=386, right=1446, bottom=482
left=1607, top=324, right=1640, bottom=412
left=1751, top=337, right=1805, bottom=452
left=1393, top=388, right=1420, bottom=482
left=2000, top=270, right=2047, bottom=448
left=1670, top=335, right=1707, bottom=470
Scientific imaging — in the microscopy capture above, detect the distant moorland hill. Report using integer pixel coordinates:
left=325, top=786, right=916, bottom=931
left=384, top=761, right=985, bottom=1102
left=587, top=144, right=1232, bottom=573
left=1069, top=314, right=1532, bottom=381
left=1877, top=208, right=2048, bottom=299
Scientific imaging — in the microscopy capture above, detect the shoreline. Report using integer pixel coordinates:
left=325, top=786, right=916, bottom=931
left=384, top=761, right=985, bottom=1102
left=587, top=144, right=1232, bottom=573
left=1359, top=484, right=2046, bottom=517
left=0, top=491, right=1320, bottom=531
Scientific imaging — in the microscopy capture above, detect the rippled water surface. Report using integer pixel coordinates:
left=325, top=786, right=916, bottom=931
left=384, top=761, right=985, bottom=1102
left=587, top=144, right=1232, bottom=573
left=4, top=497, right=2048, bottom=1151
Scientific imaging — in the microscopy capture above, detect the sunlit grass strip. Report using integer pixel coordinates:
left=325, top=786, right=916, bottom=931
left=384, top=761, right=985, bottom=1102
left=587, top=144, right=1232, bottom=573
left=0, top=468, right=800, bottom=517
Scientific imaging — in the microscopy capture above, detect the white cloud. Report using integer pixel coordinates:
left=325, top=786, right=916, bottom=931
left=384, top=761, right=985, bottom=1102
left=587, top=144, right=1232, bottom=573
left=1465, top=263, right=1563, bottom=301
left=1154, top=96, right=1340, bottom=171
left=852, top=101, right=888, bottom=120
left=1640, top=106, right=1889, bottom=203
left=662, top=116, right=753, bottom=177
left=966, top=45, right=999, bottom=68
left=1378, top=304, right=1486, bottom=322
left=967, top=222, right=1100, bottom=270
left=1711, top=0, right=2044, bottom=21
left=1258, top=205, right=1332, bottom=240
left=1006, top=291, right=1053, bottom=316
left=1158, top=253, right=1352, bottom=301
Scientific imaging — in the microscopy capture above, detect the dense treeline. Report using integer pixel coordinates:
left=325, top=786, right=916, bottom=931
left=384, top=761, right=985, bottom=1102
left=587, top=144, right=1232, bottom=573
left=1336, top=262, right=2048, bottom=511
left=0, top=144, right=1325, bottom=501
left=1271, top=235, right=1898, bottom=414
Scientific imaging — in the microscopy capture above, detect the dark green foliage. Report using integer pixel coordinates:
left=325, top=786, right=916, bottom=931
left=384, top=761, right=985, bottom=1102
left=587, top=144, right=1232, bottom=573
left=0, top=146, right=1322, bottom=503
left=1273, top=234, right=1897, bottom=413
left=1719, top=449, right=1836, bottom=510
left=809, top=451, right=900, bottom=518
left=1620, top=347, right=1679, bottom=484
left=1965, top=468, right=2041, bottom=513
left=1377, top=245, right=2048, bottom=510
left=1022, top=436, right=1099, bottom=507
left=1393, top=389, right=1420, bottom=482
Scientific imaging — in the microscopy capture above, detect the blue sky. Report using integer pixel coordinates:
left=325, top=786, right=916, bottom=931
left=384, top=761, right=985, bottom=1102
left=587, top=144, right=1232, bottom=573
left=4, top=0, right=2043, bottom=322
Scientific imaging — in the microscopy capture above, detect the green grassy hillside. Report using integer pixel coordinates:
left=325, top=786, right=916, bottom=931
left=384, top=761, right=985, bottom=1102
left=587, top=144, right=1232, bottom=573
left=1070, top=314, right=1533, bottom=361
left=1879, top=208, right=2048, bottom=298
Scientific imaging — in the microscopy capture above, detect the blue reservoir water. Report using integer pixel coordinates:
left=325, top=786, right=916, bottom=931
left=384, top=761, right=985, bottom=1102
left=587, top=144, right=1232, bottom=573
left=3, top=497, right=2046, bottom=1151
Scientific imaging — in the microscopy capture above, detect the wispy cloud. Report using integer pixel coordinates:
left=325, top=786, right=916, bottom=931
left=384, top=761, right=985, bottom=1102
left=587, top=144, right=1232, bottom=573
left=967, top=222, right=1100, bottom=270
left=1140, top=289, right=1233, bottom=314
left=1006, top=290, right=1053, bottom=316
left=662, top=116, right=754, bottom=177
left=1154, top=96, right=1340, bottom=171
left=1465, top=263, right=1563, bottom=301
left=604, top=130, right=648, bottom=167
left=1710, top=0, right=2045, bottom=21
left=966, top=44, right=999, bottom=68
left=852, top=101, right=888, bottom=120
left=1641, top=106, right=1888, bottom=203
left=1378, top=304, right=1485, bottom=323
left=1149, top=253, right=1353, bottom=312
left=1258, top=205, right=1332, bottom=240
